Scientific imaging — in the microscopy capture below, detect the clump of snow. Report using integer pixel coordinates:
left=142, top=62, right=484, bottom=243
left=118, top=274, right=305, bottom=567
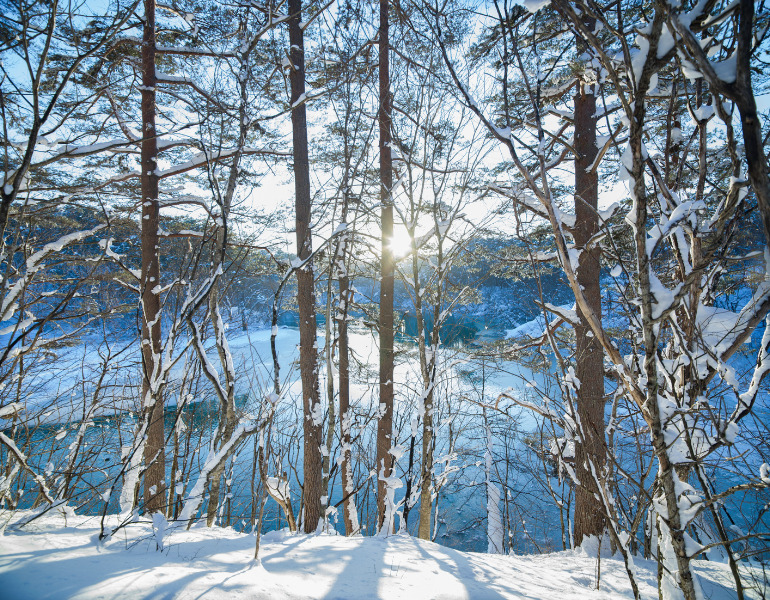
left=0, top=402, right=22, bottom=419
left=266, top=476, right=290, bottom=502
left=505, top=304, right=575, bottom=340
left=522, top=0, right=550, bottom=12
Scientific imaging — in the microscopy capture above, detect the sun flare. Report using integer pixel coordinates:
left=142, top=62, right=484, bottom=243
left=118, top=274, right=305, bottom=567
left=388, top=227, right=414, bottom=259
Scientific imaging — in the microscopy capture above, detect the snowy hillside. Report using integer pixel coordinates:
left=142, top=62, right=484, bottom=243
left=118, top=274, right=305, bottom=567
left=0, top=511, right=753, bottom=600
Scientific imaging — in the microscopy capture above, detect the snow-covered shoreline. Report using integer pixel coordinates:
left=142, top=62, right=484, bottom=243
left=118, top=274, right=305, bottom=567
left=0, top=511, right=750, bottom=599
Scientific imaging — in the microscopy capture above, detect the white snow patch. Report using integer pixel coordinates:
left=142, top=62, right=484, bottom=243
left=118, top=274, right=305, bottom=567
left=522, top=0, right=550, bottom=12
left=0, top=511, right=748, bottom=600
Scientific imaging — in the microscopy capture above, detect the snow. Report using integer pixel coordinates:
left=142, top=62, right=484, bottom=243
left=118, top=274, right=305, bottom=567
left=522, top=0, right=550, bottom=13
left=0, top=402, right=22, bottom=419
left=0, top=512, right=749, bottom=600
left=505, top=304, right=576, bottom=340
left=722, top=421, right=739, bottom=445
left=485, top=417, right=503, bottom=555
left=619, top=142, right=634, bottom=184
left=177, top=419, right=266, bottom=527
left=506, top=315, right=548, bottom=339
left=265, top=477, right=290, bottom=502
left=657, top=24, right=675, bottom=59
left=679, top=59, right=703, bottom=81
left=695, top=305, right=741, bottom=354
left=630, top=32, right=650, bottom=89
left=711, top=53, right=737, bottom=84
left=692, top=105, right=714, bottom=122
left=598, top=202, right=619, bottom=224
left=648, top=271, right=680, bottom=321
left=48, top=139, right=136, bottom=159
left=1, top=226, right=105, bottom=323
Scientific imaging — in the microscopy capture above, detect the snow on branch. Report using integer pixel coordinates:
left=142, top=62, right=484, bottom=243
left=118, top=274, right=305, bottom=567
left=156, top=147, right=290, bottom=179
left=176, top=414, right=272, bottom=528
left=0, top=430, right=55, bottom=506
left=1, top=225, right=105, bottom=323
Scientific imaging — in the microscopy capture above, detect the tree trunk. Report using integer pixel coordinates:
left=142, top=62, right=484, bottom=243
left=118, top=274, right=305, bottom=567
left=337, top=190, right=359, bottom=535
left=140, top=0, right=165, bottom=515
left=402, top=431, right=416, bottom=527
left=727, top=0, right=770, bottom=249
left=484, top=408, right=503, bottom=553
left=416, top=235, right=434, bottom=540
left=572, top=75, right=606, bottom=547
left=376, top=0, right=395, bottom=532
left=668, top=0, right=770, bottom=249
left=204, top=298, right=237, bottom=526
left=288, top=0, right=322, bottom=534
left=205, top=44, right=249, bottom=527
left=322, top=271, right=335, bottom=524
left=417, top=379, right=434, bottom=539
left=630, top=88, right=699, bottom=600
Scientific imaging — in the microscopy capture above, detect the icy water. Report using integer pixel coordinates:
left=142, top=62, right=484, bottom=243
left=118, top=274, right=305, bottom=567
left=3, top=323, right=555, bottom=553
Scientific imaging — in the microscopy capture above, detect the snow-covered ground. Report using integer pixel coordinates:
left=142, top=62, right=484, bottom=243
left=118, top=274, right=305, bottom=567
left=0, top=511, right=750, bottom=600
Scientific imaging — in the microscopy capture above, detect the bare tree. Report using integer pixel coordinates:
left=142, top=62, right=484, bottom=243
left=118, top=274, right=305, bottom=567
left=571, top=15, right=606, bottom=547
left=376, top=0, right=396, bottom=532
left=138, top=0, right=165, bottom=514
left=431, top=1, right=770, bottom=598
left=288, top=0, right=323, bottom=534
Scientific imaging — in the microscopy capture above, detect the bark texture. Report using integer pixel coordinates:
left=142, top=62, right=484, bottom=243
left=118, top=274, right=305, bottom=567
left=376, top=0, right=395, bottom=531
left=627, top=30, right=698, bottom=597
left=140, top=0, right=165, bottom=515
left=288, top=0, right=322, bottom=534
left=203, top=158, right=240, bottom=526
left=337, top=190, right=359, bottom=535
left=572, top=79, right=606, bottom=547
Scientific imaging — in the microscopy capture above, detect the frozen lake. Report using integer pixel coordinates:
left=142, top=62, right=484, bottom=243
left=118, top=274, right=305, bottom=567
left=3, top=321, right=557, bottom=553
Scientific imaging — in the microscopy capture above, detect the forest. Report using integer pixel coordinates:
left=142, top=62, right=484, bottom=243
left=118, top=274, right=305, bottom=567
left=0, top=0, right=769, bottom=599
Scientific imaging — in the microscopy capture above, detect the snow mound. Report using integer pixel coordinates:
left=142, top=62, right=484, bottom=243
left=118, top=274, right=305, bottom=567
left=505, top=304, right=574, bottom=340
left=0, top=511, right=749, bottom=599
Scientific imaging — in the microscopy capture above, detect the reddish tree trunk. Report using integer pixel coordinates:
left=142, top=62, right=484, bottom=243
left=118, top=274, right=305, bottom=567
left=140, top=0, right=165, bottom=514
left=572, top=78, right=606, bottom=547
left=288, top=0, right=322, bottom=534
left=376, top=0, right=395, bottom=531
